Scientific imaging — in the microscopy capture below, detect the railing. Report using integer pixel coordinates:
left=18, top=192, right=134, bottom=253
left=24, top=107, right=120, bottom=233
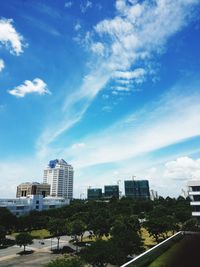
left=121, top=231, right=184, bottom=267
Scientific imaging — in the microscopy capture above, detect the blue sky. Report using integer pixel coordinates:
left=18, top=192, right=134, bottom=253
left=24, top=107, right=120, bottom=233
left=0, top=0, right=200, bottom=198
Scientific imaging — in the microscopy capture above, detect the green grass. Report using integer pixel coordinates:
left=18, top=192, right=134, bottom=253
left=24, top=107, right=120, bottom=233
left=148, top=240, right=183, bottom=267
left=11, top=229, right=51, bottom=239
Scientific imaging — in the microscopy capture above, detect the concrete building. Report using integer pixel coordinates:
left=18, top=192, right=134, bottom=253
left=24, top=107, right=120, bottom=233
left=0, top=195, right=69, bottom=216
left=43, top=159, right=73, bottom=199
left=16, top=182, right=50, bottom=198
left=124, top=180, right=150, bottom=199
left=104, top=185, right=119, bottom=199
left=188, top=180, right=200, bottom=218
left=87, top=188, right=102, bottom=200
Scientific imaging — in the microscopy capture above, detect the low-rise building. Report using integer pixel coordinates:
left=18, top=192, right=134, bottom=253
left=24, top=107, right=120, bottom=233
left=0, top=195, right=70, bottom=216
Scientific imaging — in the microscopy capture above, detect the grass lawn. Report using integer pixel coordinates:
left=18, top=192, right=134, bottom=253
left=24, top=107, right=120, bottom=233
left=11, top=229, right=51, bottom=239
left=141, top=227, right=156, bottom=249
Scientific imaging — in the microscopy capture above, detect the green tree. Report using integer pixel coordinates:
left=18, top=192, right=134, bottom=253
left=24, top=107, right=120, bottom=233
left=15, top=232, right=33, bottom=252
left=80, top=240, right=111, bottom=267
left=70, top=219, right=87, bottom=242
left=0, top=226, right=6, bottom=246
left=44, top=255, right=85, bottom=267
left=110, top=216, right=144, bottom=265
left=182, top=218, right=199, bottom=231
left=47, top=218, right=66, bottom=250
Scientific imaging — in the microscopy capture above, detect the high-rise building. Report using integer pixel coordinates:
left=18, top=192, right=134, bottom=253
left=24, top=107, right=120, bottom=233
left=87, top=188, right=102, bottom=200
left=104, top=185, right=119, bottom=199
left=124, top=180, right=150, bottom=199
left=43, top=159, right=73, bottom=199
left=16, top=182, right=50, bottom=198
left=188, top=180, right=200, bottom=218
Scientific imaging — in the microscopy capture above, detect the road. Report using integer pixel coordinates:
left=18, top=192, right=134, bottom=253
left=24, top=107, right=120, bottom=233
left=0, top=235, right=77, bottom=267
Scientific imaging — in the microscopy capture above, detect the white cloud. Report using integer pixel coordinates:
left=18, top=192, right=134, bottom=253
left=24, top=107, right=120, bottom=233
left=164, top=157, right=200, bottom=180
left=80, top=0, right=92, bottom=13
left=60, top=86, right=200, bottom=169
left=71, top=143, right=86, bottom=150
left=37, top=0, right=199, bottom=155
left=65, top=1, right=73, bottom=8
left=91, top=42, right=104, bottom=56
left=0, top=18, right=24, bottom=55
left=111, top=86, right=130, bottom=92
left=74, top=22, right=81, bottom=31
left=0, top=59, right=5, bottom=72
left=102, top=105, right=112, bottom=112
left=8, top=78, right=50, bottom=98
left=114, top=68, right=146, bottom=79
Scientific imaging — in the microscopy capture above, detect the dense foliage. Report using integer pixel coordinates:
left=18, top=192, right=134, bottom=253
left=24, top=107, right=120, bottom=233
left=0, top=196, right=194, bottom=266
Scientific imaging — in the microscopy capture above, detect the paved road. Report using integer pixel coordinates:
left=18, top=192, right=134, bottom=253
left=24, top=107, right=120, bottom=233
left=0, top=252, right=62, bottom=267
left=0, top=235, right=77, bottom=266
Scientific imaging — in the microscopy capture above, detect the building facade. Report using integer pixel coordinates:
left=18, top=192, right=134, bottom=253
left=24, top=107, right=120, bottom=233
left=124, top=180, right=150, bottom=199
left=87, top=188, right=102, bottom=200
left=104, top=185, right=119, bottom=199
left=0, top=195, right=70, bottom=216
left=188, top=180, right=200, bottom=218
left=43, top=159, right=73, bottom=199
left=16, top=182, right=50, bottom=198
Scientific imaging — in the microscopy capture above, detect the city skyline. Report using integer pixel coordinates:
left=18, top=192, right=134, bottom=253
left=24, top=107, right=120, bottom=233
left=0, top=0, right=200, bottom=198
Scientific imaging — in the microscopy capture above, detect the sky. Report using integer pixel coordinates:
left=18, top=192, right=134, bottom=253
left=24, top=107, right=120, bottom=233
left=0, top=0, right=200, bottom=198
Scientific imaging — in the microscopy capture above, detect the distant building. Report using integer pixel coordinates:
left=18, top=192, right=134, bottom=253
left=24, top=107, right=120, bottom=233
left=87, top=188, right=102, bottom=200
left=188, top=180, right=200, bottom=218
left=0, top=195, right=69, bottom=216
left=124, top=180, right=150, bottom=199
left=150, top=189, right=158, bottom=201
left=104, top=185, right=119, bottom=199
left=16, top=182, right=50, bottom=198
left=43, top=159, right=73, bottom=199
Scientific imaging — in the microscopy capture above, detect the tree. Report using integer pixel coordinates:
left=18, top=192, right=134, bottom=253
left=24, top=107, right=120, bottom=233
left=0, top=208, right=17, bottom=233
left=182, top=218, right=199, bottom=231
left=109, top=216, right=144, bottom=265
left=88, top=209, right=112, bottom=239
left=80, top=240, right=111, bottom=267
left=47, top=218, right=66, bottom=250
left=15, top=232, right=33, bottom=252
left=44, top=255, right=85, bottom=267
left=0, top=226, right=6, bottom=246
left=70, top=219, right=87, bottom=243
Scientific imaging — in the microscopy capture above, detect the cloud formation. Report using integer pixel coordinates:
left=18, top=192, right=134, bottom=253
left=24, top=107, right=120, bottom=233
left=61, top=87, right=200, bottom=168
left=80, top=0, right=92, bottom=13
left=8, top=78, right=50, bottom=98
left=65, top=1, right=73, bottom=8
left=37, top=0, right=199, bottom=155
left=164, top=157, right=200, bottom=180
left=0, top=18, right=24, bottom=55
left=0, top=59, right=5, bottom=71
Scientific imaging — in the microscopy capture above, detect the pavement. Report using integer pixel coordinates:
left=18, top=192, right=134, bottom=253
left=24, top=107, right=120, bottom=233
left=0, top=235, right=77, bottom=267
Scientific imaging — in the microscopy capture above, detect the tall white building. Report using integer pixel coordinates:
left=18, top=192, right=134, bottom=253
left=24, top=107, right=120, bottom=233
left=43, top=159, right=73, bottom=199
left=188, top=180, right=200, bottom=218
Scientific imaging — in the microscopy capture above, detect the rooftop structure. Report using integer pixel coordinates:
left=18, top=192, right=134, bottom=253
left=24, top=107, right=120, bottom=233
left=16, top=182, right=50, bottom=198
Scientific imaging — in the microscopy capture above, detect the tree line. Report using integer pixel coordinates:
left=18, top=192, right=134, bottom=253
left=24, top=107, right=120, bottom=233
left=0, top=196, right=197, bottom=266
